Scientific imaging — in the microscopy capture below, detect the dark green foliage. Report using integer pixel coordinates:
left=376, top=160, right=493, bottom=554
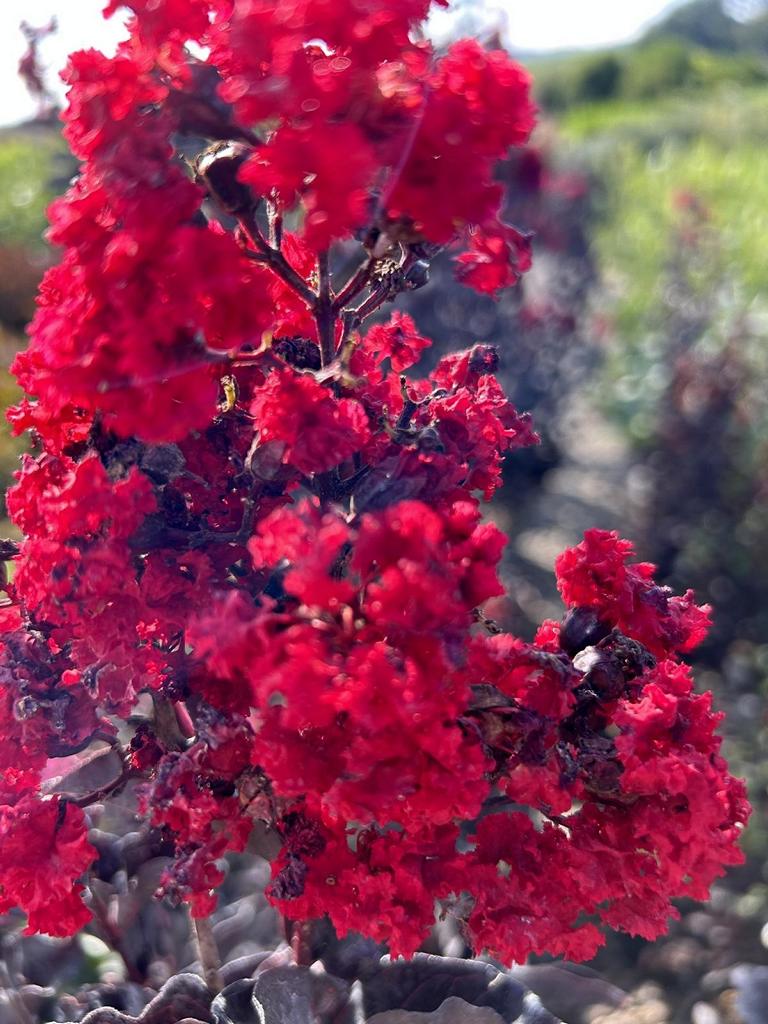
left=577, top=54, right=624, bottom=101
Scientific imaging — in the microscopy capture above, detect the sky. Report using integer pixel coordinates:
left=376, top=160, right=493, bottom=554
left=0, top=0, right=683, bottom=128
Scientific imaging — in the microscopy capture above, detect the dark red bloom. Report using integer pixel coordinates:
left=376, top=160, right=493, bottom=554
left=250, top=367, right=371, bottom=474
left=0, top=0, right=746, bottom=966
left=555, top=529, right=712, bottom=657
left=363, top=312, right=432, bottom=372
left=455, top=221, right=533, bottom=296
left=0, top=795, right=96, bottom=936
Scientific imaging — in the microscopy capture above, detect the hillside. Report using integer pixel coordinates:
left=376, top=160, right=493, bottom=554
left=531, top=0, right=768, bottom=110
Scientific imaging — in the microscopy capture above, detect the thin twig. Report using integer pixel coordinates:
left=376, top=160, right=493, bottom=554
left=472, top=607, right=504, bottom=635
left=268, top=202, right=283, bottom=249
left=348, top=284, right=391, bottom=324
left=56, top=740, right=135, bottom=809
left=237, top=211, right=316, bottom=306
left=332, top=254, right=375, bottom=311
left=68, top=769, right=133, bottom=808
left=192, top=914, right=224, bottom=993
left=315, top=251, right=336, bottom=366
left=343, top=249, right=421, bottom=328
left=337, top=310, right=359, bottom=364
left=89, top=887, right=145, bottom=985
left=290, top=919, right=315, bottom=967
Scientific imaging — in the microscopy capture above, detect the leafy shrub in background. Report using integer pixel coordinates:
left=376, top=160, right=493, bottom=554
left=536, top=43, right=768, bottom=112
left=0, top=133, right=62, bottom=253
left=0, top=130, right=69, bottom=526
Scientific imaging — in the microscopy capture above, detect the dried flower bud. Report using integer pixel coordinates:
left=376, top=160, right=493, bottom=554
left=416, top=425, right=445, bottom=452
left=403, top=259, right=430, bottom=290
left=273, top=336, right=322, bottom=371
left=560, top=606, right=611, bottom=657
left=140, top=443, right=186, bottom=484
left=574, top=632, right=655, bottom=702
left=573, top=646, right=626, bottom=702
left=268, top=855, right=308, bottom=899
left=468, top=344, right=501, bottom=377
left=196, top=142, right=255, bottom=214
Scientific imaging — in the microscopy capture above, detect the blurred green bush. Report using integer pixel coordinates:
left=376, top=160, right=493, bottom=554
left=0, top=125, right=68, bottom=525
left=534, top=40, right=768, bottom=111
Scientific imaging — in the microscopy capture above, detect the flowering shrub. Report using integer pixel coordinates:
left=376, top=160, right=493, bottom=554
left=0, top=0, right=749, bottom=973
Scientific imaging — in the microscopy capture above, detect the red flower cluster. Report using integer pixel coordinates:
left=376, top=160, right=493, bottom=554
left=0, top=0, right=748, bottom=965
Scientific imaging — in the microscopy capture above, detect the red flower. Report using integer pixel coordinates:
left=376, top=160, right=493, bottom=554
left=455, top=221, right=533, bottom=296
left=241, top=122, right=377, bottom=247
left=555, top=529, right=712, bottom=657
left=61, top=48, right=168, bottom=159
left=251, top=367, right=371, bottom=474
left=0, top=795, right=95, bottom=936
left=385, top=40, right=536, bottom=240
left=363, top=311, right=432, bottom=372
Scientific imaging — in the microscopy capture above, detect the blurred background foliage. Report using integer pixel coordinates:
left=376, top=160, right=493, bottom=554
left=411, top=1, right=768, bottom=1016
left=524, top=3, right=768, bottom=1016
left=0, top=122, right=68, bottom=519
left=0, top=0, right=766, bottom=1019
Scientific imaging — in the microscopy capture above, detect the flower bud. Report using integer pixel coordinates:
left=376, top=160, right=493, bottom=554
left=196, top=142, right=255, bottom=215
left=468, top=344, right=500, bottom=377
left=273, top=336, right=322, bottom=371
left=416, top=425, right=445, bottom=452
left=573, top=632, right=655, bottom=702
left=560, top=606, right=611, bottom=657
left=403, top=259, right=430, bottom=290
left=573, top=646, right=626, bottom=702
left=268, top=855, right=308, bottom=899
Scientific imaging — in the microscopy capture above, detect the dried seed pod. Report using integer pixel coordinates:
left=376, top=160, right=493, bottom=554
left=560, top=606, right=611, bottom=657
left=403, top=259, right=430, bottom=290
left=196, top=142, right=256, bottom=215
left=273, top=336, right=322, bottom=371
left=139, top=443, right=186, bottom=484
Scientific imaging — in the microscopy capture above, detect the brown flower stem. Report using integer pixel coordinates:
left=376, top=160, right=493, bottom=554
left=192, top=914, right=224, bottom=993
left=332, top=255, right=374, bottom=311
left=472, top=607, right=504, bottom=635
left=337, top=310, right=360, bottom=364
left=62, top=741, right=135, bottom=809
left=69, top=769, right=133, bottom=809
left=290, top=918, right=316, bottom=967
left=268, top=203, right=283, bottom=249
left=315, top=251, right=337, bottom=366
left=89, top=888, right=145, bottom=985
left=349, top=284, right=391, bottom=324
left=237, top=212, right=316, bottom=306
left=173, top=699, right=197, bottom=739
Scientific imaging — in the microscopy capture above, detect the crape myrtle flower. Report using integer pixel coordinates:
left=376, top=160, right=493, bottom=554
left=0, top=0, right=748, bottom=967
